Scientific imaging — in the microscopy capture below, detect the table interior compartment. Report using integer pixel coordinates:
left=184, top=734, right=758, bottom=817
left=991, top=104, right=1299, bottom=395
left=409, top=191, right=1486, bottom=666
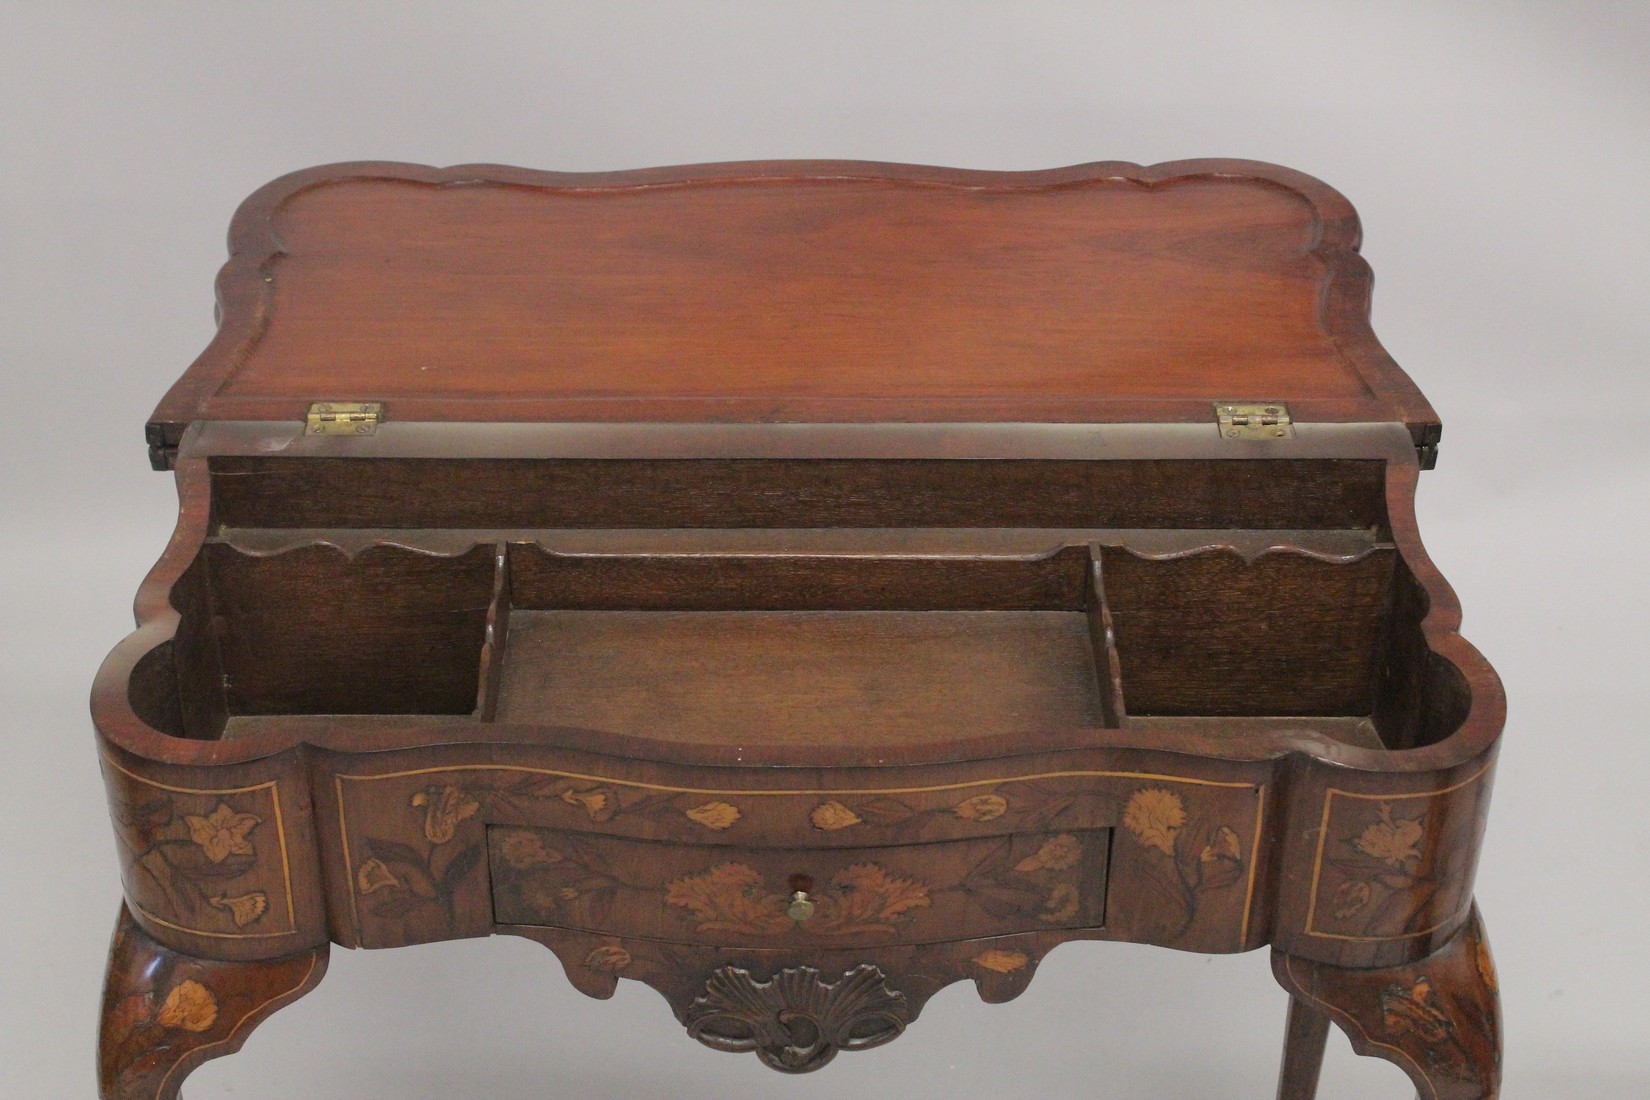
left=151, top=532, right=1465, bottom=751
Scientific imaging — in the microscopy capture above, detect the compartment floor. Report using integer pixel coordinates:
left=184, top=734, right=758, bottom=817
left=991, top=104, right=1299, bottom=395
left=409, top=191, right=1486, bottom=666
left=494, top=609, right=1104, bottom=744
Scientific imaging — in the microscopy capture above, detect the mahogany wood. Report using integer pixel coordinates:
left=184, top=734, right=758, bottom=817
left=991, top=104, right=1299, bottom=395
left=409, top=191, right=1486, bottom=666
left=94, top=159, right=1505, bottom=1096
left=1273, top=905, right=1501, bottom=1099
left=98, top=904, right=327, bottom=1100
left=147, top=159, right=1438, bottom=461
left=1276, top=997, right=1333, bottom=1100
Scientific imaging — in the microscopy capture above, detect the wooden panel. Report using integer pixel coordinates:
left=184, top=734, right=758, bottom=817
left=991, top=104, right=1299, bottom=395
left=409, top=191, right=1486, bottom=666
left=488, top=824, right=1110, bottom=947
left=150, top=161, right=1436, bottom=439
left=1102, top=548, right=1397, bottom=716
left=207, top=457, right=1390, bottom=530
left=507, top=544, right=1091, bottom=611
left=493, top=610, right=1105, bottom=744
left=204, top=544, right=496, bottom=715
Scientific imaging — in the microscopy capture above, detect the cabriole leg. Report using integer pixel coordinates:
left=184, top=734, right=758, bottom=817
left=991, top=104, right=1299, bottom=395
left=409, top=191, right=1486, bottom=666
left=1271, top=904, right=1501, bottom=1100
left=1276, top=995, right=1331, bottom=1100
left=98, top=904, right=328, bottom=1100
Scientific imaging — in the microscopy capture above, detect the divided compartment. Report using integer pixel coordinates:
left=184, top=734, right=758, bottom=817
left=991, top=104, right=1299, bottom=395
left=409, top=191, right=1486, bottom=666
left=142, top=534, right=1468, bottom=752
left=492, top=543, right=1114, bottom=745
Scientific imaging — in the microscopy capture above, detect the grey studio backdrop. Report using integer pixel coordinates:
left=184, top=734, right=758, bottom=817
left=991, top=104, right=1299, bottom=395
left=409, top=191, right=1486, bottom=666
left=2, top=4, right=1645, bottom=1098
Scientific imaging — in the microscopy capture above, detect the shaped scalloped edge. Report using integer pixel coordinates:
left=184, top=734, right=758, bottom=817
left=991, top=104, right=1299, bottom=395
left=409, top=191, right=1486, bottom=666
left=144, top=157, right=1438, bottom=457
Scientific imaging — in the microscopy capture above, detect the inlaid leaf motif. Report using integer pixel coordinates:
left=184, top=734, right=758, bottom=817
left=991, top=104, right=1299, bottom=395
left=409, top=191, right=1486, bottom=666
left=973, top=949, right=1030, bottom=973
left=953, top=793, right=1009, bottom=822
left=685, top=801, right=742, bottom=830
left=1380, top=977, right=1453, bottom=1044
left=208, top=891, right=269, bottom=927
left=809, top=801, right=863, bottom=831
left=561, top=786, right=619, bottom=822
left=1014, top=833, right=1083, bottom=872
left=583, top=945, right=633, bottom=973
left=497, top=830, right=563, bottom=870
left=105, top=993, right=152, bottom=1048
left=1039, top=882, right=1082, bottom=923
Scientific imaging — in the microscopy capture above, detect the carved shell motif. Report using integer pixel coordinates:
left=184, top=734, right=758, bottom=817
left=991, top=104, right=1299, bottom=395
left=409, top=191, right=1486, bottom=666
left=683, top=965, right=909, bottom=1073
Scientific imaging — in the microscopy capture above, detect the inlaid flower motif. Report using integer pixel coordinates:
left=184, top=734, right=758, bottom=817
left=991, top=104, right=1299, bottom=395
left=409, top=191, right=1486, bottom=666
left=583, top=945, right=633, bottom=973
left=410, top=785, right=480, bottom=845
left=105, top=993, right=152, bottom=1046
left=356, top=857, right=402, bottom=895
left=1123, top=789, right=1186, bottom=855
left=561, top=786, right=618, bottom=822
left=953, top=793, right=1009, bottom=822
left=685, top=801, right=742, bottom=830
left=1015, top=833, right=1083, bottom=872
left=1333, top=880, right=1373, bottom=920
left=156, top=980, right=218, bottom=1033
left=1380, top=977, right=1452, bottom=1044
left=973, top=949, right=1030, bottom=973
left=498, top=830, right=563, bottom=870
left=1196, top=825, right=1245, bottom=890
left=667, top=862, right=786, bottom=934
left=1354, top=803, right=1424, bottom=868
left=522, top=878, right=573, bottom=913
left=208, top=891, right=269, bottom=927
left=184, top=802, right=260, bottom=864
left=1039, top=882, right=1082, bottom=923
left=809, top=800, right=863, bottom=831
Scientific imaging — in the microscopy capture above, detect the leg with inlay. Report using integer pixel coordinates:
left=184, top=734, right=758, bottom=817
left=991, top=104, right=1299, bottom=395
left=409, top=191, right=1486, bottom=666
left=1271, top=904, right=1501, bottom=1100
left=98, top=904, right=328, bottom=1100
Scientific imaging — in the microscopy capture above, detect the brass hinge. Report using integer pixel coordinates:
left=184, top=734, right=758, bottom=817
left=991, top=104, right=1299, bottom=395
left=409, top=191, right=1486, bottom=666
left=305, top=402, right=382, bottom=436
left=1214, top=402, right=1294, bottom=440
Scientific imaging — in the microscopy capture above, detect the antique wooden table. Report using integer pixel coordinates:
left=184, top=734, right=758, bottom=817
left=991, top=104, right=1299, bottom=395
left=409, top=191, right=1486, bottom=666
left=94, top=160, right=1503, bottom=1099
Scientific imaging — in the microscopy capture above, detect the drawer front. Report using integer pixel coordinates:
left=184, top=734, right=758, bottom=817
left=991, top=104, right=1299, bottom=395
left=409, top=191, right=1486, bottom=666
left=489, top=825, right=1110, bottom=948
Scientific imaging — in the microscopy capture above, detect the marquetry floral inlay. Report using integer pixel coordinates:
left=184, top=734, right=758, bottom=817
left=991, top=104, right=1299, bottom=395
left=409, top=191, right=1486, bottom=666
left=1354, top=803, right=1425, bottom=868
left=1117, top=786, right=1246, bottom=944
left=1380, top=976, right=1452, bottom=1044
left=1315, top=797, right=1451, bottom=939
left=208, top=891, right=269, bottom=927
left=355, top=858, right=401, bottom=894
left=666, top=861, right=930, bottom=937
left=185, top=803, right=261, bottom=864
left=583, top=945, right=633, bottom=973
left=685, top=801, right=742, bottom=830
left=156, top=980, right=219, bottom=1033
left=108, top=785, right=279, bottom=936
left=410, top=786, right=479, bottom=845
left=1123, top=789, right=1187, bottom=855
left=497, top=830, right=563, bottom=870
left=560, top=785, right=619, bottom=822
left=1015, top=833, right=1083, bottom=872
left=809, top=800, right=863, bottom=831
left=953, top=793, right=1009, bottom=821
left=972, top=949, right=1030, bottom=973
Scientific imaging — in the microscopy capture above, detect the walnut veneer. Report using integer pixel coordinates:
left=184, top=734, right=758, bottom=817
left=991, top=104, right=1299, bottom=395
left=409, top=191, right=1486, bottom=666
left=95, top=160, right=1503, bottom=1098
